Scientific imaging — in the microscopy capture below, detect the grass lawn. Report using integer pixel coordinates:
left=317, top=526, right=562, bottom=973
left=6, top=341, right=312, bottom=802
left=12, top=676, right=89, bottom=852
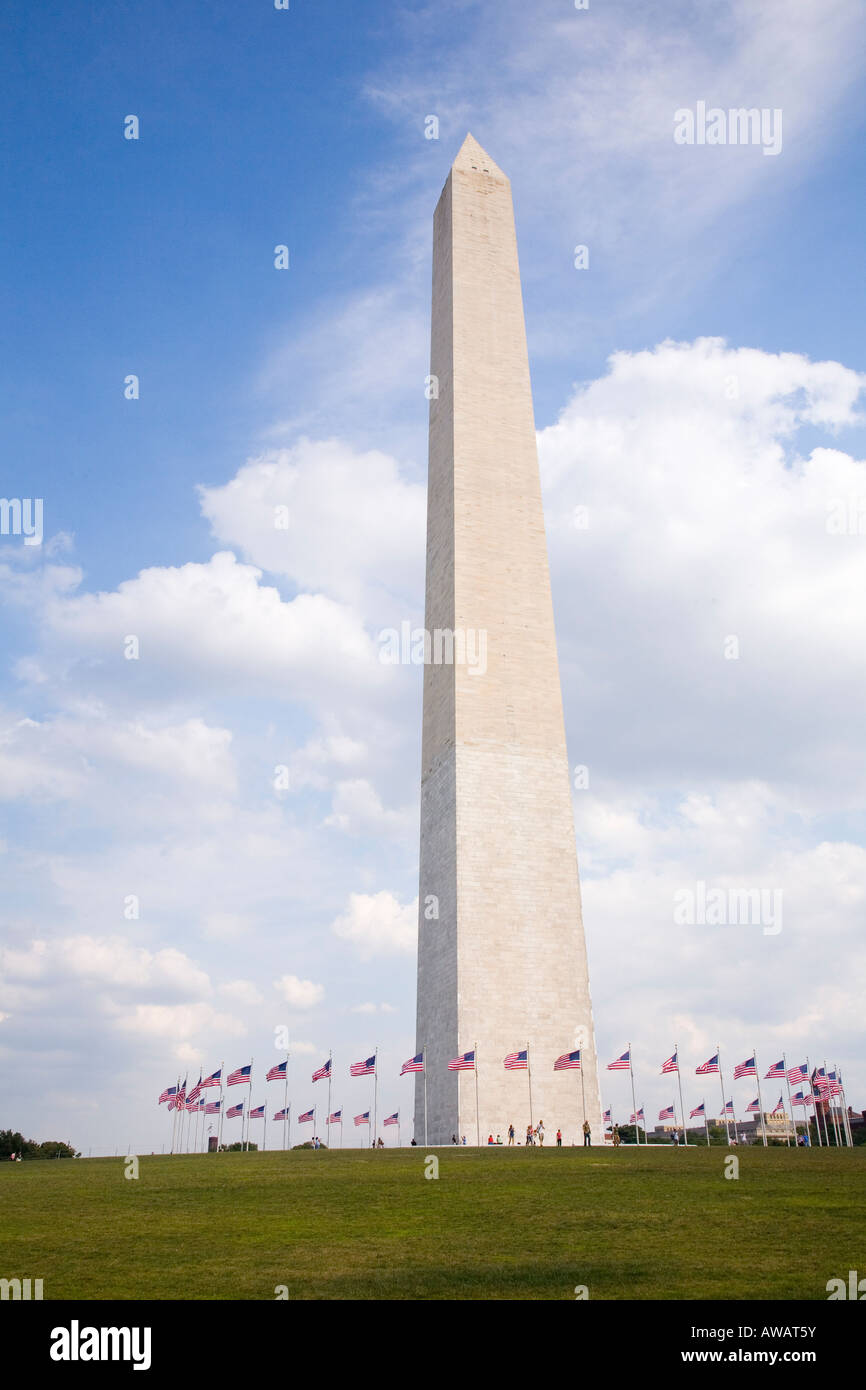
left=2, top=1145, right=863, bottom=1300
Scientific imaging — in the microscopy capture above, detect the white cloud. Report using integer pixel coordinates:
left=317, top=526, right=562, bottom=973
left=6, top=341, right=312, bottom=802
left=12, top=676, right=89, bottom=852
left=16, top=551, right=386, bottom=710
left=198, top=439, right=425, bottom=618
left=323, top=779, right=415, bottom=839
left=273, top=974, right=324, bottom=1009
left=331, top=891, right=417, bottom=959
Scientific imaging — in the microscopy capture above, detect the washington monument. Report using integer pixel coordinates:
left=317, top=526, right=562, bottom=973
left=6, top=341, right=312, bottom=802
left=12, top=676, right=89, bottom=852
left=414, top=135, right=602, bottom=1146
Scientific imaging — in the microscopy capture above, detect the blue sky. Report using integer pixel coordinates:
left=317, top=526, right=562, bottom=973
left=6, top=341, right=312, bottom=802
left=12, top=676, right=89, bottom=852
left=1, top=0, right=865, bottom=1153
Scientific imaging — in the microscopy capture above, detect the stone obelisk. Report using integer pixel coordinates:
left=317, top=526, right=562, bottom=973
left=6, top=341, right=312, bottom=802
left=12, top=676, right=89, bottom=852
left=414, top=135, right=602, bottom=1146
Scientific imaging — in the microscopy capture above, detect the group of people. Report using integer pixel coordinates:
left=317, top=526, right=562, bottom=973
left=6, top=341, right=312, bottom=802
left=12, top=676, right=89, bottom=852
left=468, top=1120, right=595, bottom=1147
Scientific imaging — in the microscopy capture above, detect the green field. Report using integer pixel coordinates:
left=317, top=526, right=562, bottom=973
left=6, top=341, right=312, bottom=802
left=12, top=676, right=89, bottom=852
left=2, top=1145, right=864, bottom=1300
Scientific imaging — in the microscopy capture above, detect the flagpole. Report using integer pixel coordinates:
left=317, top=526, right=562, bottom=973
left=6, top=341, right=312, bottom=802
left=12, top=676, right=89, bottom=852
left=171, top=1076, right=179, bottom=1154
left=825, top=1060, right=841, bottom=1147
left=283, top=1051, right=289, bottom=1152
left=783, top=1054, right=798, bottom=1144
left=753, top=1049, right=768, bottom=1147
left=819, top=1061, right=832, bottom=1146
left=423, top=1047, right=428, bottom=1148
left=703, top=1109, right=709, bottom=1147
left=805, top=1056, right=820, bottom=1146
left=218, top=1062, right=225, bottom=1152
left=838, top=1067, right=853, bottom=1147
left=527, top=1044, right=534, bottom=1139
left=474, top=1041, right=480, bottom=1147
left=844, top=1067, right=854, bottom=1146
left=246, top=1058, right=254, bottom=1151
left=327, top=1050, right=333, bottom=1149
left=626, top=1044, right=638, bottom=1145
left=716, top=1045, right=729, bottom=1145
left=674, top=1043, right=688, bottom=1145
left=822, top=1059, right=836, bottom=1147
left=373, top=1045, right=379, bottom=1149
left=579, top=1047, right=587, bottom=1139
left=729, top=1091, right=737, bottom=1145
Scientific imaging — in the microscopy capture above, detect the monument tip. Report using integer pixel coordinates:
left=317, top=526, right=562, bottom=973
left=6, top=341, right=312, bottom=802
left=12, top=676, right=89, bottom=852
left=452, top=133, right=506, bottom=179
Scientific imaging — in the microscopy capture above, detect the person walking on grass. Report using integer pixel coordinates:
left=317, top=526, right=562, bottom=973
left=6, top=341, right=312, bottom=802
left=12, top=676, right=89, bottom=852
left=556, top=1128, right=562, bottom=1147
left=583, top=1119, right=591, bottom=1147
left=508, top=1123, right=515, bottom=1146
left=526, top=1124, right=534, bottom=1147
left=536, top=1120, right=545, bottom=1147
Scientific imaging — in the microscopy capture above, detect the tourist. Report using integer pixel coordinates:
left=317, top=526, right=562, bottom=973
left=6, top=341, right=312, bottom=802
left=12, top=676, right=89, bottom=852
left=487, top=1134, right=494, bottom=1145
left=507, top=1123, right=515, bottom=1145
left=583, top=1120, right=591, bottom=1147
left=556, top=1128, right=562, bottom=1147
left=525, top=1124, right=533, bottom=1146
left=536, top=1120, right=545, bottom=1146
left=496, top=1134, right=502, bottom=1145
left=612, top=1124, right=621, bottom=1147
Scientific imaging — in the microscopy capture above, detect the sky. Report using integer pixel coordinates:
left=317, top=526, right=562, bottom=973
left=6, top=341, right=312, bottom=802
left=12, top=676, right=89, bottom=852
left=1, top=0, right=865, bottom=1154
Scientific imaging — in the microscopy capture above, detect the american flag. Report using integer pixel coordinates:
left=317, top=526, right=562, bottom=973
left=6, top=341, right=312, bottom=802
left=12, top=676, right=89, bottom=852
left=201, top=1068, right=221, bottom=1089
left=273, top=1107, right=289, bottom=1121
left=187, top=1077, right=203, bottom=1104
left=695, top=1054, right=718, bottom=1075
left=267, top=1061, right=287, bottom=1082
left=226, top=1102, right=244, bottom=1119
left=350, top=1055, right=376, bottom=1077
left=326, top=1110, right=342, bottom=1125
left=722, top=1100, right=734, bottom=1115
left=401, top=1053, right=424, bottom=1075
left=689, top=1102, right=705, bottom=1118
left=248, top=1105, right=265, bottom=1120
left=787, top=1062, right=808, bottom=1085
left=630, top=1108, right=644, bottom=1123
left=603, top=1108, right=611, bottom=1123
left=298, top=1108, right=314, bottom=1125
left=828, top=1070, right=843, bottom=1096
left=607, top=1050, right=630, bottom=1071
left=554, top=1050, right=581, bottom=1070
left=227, top=1064, right=251, bottom=1086
left=661, top=1052, right=678, bottom=1074
left=171, top=1079, right=187, bottom=1110
left=447, top=1051, right=474, bottom=1072
left=734, top=1056, right=757, bottom=1080
left=813, top=1068, right=830, bottom=1095
left=383, top=1113, right=399, bottom=1127
left=354, top=1111, right=370, bottom=1126
left=205, top=1100, right=221, bottom=1115
left=659, top=1104, right=675, bottom=1121
left=158, top=1086, right=177, bottom=1105
left=312, top=1058, right=332, bottom=1082
left=186, top=1098, right=204, bottom=1113
left=792, top=1091, right=813, bottom=1107
left=504, top=1050, right=528, bottom=1070
left=764, top=1059, right=785, bottom=1080
left=771, top=1095, right=785, bottom=1114
left=745, top=1098, right=760, bottom=1113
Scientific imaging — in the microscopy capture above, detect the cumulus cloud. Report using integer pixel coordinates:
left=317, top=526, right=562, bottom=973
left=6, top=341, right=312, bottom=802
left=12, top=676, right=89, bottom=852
left=273, top=974, right=324, bottom=1009
left=13, top=551, right=386, bottom=710
left=331, top=892, right=417, bottom=959
left=198, top=439, right=425, bottom=619
left=539, top=338, right=866, bottom=798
